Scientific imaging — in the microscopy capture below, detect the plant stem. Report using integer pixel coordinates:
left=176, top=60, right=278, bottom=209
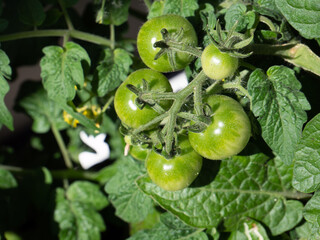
left=0, top=29, right=112, bottom=46
left=248, top=43, right=320, bottom=76
left=51, top=123, right=73, bottom=169
left=102, top=95, right=115, bottom=113
left=0, top=164, right=98, bottom=181
left=58, top=0, right=74, bottom=31
left=194, top=85, right=203, bottom=115
left=110, top=24, right=115, bottom=50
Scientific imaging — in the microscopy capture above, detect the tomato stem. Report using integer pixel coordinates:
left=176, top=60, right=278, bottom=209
left=0, top=29, right=113, bottom=46
left=58, top=0, right=74, bottom=31
left=51, top=123, right=73, bottom=169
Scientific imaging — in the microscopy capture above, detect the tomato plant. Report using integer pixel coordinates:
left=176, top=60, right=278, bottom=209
left=114, top=68, right=172, bottom=129
left=1, top=0, right=320, bottom=239
left=137, top=14, right=198, bottom=72
left=201, top=44, right=239, bottom=80
left=145, top=136, right=202, bottom=191
left=188, top=95, right=251, bottom=160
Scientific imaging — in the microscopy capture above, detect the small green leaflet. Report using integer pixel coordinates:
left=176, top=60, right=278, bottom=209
left=247, top=66, right=310, bottom=165
left=66, top=181, right=109, bottom=210
left=0, top=49, right=13, bottom=130
left=137, top=154, right=305, bottom=236
left=54, top=187, right=106, bottom=240
left=293, top=113, right=320, bottom=193
left=200, top=4, right=216, bottom=31
left=95, top=0, right=131, bottom=26
left=304, top=192, right=320, bottom=235
left=276, top=0, right=320, bottom=39
left=0, top=169, right=17, bottom=189
left=18, top=0, right=45, bottom=26
left=224, top=3, right=256, bottom=32
left=253, top=0, right=282, bottom=21
left=40, top=42, right=91, bottom=102
left=96, top=48, right=132, bottom=97
left=148, top=0, right=199, bottom=19
left=18, top=82, right=67, bottom=133
left=128, top=212, right=206, bottom=240
left=105, top=157, right=154, bottom=223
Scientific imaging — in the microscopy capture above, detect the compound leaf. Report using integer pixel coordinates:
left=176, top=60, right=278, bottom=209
left=54, top=188, right=105, bottom=240
left=105, top=157, right=153, bottom=223
left=95, top=0, right=131, bottom=26
left=66, top=181, right=109, bottom=211
left=293, top=113, right=320, bottom=193
left=40, top=42, right=90, bottom=102
left=247, top=66, right=310, bottom=165
left=276, top=0, right=320, bottom=39
left=0, top=49, right=13, bottom=130
left=148, top=0, right=199, bottom=19
left=224, top=3, right=256, bottom=32
left=96, top=48, right=132, bottom=97
left=128, top=212, right=206, bottom=240
left=18, top=82, right=67, bottom=133
left=137, top=154, right=305, bottom=235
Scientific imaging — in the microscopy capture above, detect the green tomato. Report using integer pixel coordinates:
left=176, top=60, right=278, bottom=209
left=201, top=44, right=238, bottom=80
left=114, top=69, right=172, bottom=129
left=188, top=95, right=251, bottom=160
left=146, top=136, right=203, bottom=191
left=137, top=14, right=198, bottom=72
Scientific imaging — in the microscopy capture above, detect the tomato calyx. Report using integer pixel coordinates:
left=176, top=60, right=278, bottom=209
left=206, top=20, right=254, bottom=58
left=153, top=27, right=202, bottom=70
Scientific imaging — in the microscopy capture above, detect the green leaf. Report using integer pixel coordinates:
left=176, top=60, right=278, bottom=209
left=253, top=0, right=282, bottom=20
left=66, top=181, right=109, bottom=211
left=304, top=192, right=320, bottom=230
left=54, top=188, right=105, bottom=240
left=228, top=218, right=269, bottom=240
left=224, top=3, right=256, bottom=32
left=18, top=82, right=67, bottom=133
left=137, top=154, right=305, bottom=235
left=292, top=221, right=320, bottom=240
left=40, top=42, right=91, bottom=102
left=247, top=66, right=310, bottom=165
left=105, top=157, right=153, bottom=223
left=0, top=50, right=13, bottom=130
left=148, top=0, right=199, bottom=19
left=0, top=169, right=17, bottom=189
left=293, top=113, right=320, bottom=193
left=18, top=0, right=45, bottom=26
left=200, top=3, right=216, bottom=31
left=128, top=212, right=205, bottom=240
left=96, top=48, right=132, bottom=97
left=276, top=0, right=320, bottom=39
left=95, top=0, right=131, bottom=26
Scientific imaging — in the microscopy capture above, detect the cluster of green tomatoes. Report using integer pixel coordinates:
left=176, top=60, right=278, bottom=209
left=114, top=15, right=252, bottom=191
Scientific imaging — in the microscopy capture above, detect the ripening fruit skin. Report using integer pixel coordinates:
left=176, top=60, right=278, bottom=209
left=114, top=69, right=172, bottom=129
left=137, top=14, right=198, bottom=72
left=146, top=136, right=203, bottom=191
left=201, top=44, right=239, bottom=80
left=188, top=95, right=251, bottom=160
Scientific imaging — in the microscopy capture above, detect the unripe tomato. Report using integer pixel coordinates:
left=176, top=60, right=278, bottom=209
left=201, top=44, right=238, bottom=80
left=188, top=95, right=251, bottom=160
left=146, top=136, right=203, bottom=191
left=114, top=69, right=172, bottom=129
left=137, top=14, right=198, bottom=72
